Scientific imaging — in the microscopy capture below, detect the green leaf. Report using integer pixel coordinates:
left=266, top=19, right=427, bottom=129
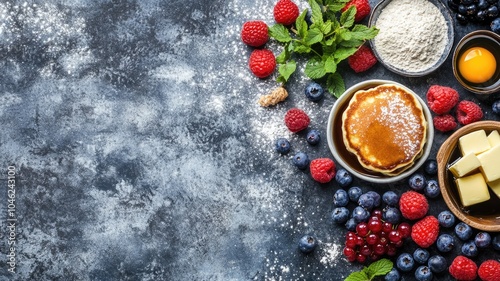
left=296, top=10, right=309, bottom=38
left=365, top=259, right=393, bottom=279
left=321, top=20, right=333, bottom=35
left=305, top=27, right=324, bottom=45
left=275, top=49, right=288, bottom=64
left=292, top=41, right=312, bottom=53
left=327, top=72, right=345, bottom=98
left=334, top=46, right=358, bottom=62
left=350, top=25, right=379, bottom=40
left=305, top=58, right=327, bottom=79
left=339, top=39, right=364, bottom=48
left=324, top=56, right=337, bottom=73
left=344, top=270, right=369, bottom=281
left=309, top=0, right=324, bottom=25
left=277, top=60, right=297, bottom=82
left=340, top=6, right=356, bottom=28
left=269, top=24, right=292, bottom=43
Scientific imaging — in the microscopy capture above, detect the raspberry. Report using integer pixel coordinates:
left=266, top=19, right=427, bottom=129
left=411, top=216, right=439, bottom=248
left=348, top=45, right=377, bottom=73
left=310, top=158, right=336, bottom=183
left=241, top=21, right=269, bottom=47
left=449, top=256, right=478, bottom=281
left=456, top=100, right=484, bottom=125
left=399, top=191, right=429, bottom=220
left=478, top=260, right=500, bottom=281
left=248, top=49, right=276, bottom=78
left=433, top=114, right=457, bottom=132
left=426, top=85, right=460, bottom=115
left=273, top=0, right=299, bottom=25
left=284, top=108, right=310, bottom=133
left=341, top=0, right=371, bottom=22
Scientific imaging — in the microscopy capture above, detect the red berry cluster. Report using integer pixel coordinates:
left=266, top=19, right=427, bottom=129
left=343, top=209, right=411, bottom=264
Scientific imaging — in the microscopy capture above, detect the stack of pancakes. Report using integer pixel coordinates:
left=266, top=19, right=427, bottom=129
left=341, top=84, right=427, bottom=176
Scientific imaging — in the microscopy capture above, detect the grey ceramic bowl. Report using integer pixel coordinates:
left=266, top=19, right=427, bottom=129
left=326, top=80, right=434, bottom=184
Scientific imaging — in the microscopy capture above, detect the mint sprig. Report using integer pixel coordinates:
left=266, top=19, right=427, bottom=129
left=345, top=258, right=393, bottom=281
left=269, top=0, right=379, bottom=97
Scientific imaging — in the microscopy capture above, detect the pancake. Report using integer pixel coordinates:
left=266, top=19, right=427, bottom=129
left=341, top=84, right=427, bottom=175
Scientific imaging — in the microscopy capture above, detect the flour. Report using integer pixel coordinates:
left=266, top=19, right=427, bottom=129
left=373, top=0, right=449, bottom=73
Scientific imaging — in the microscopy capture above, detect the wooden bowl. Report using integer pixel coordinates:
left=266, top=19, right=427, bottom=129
left=437, top=120, right=500, bottom=232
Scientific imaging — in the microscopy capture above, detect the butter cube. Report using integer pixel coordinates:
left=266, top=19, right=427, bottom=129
left=455, top=173, right=490, bottom=207
left=459, top=130, right=491, bottom=156
left=488, top=130, right=500, bottom=148
left=448, top=153, right=481, bottom=178
left=477, top=145, right=500, bottom=182
left=487, top=178, right=500, bottom=199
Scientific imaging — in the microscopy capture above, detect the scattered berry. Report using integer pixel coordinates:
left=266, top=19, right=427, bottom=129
left=358, top=193, right=375, bottom=211
left=492, top=234, right=500, bottom=251
left=249, top=49, right=276, bottom=78
left=492, top=17, right=500, bottom=34
left=396, top=253, right=415, bottom=272
left=310, top=158, right=336, bottom=183
left=428, top=255, right=447, bottom=273
left=456, top=100, right=483, bottom=125
left=292, top=152, right=310, bottom=169
left=284, top=108, right=310, bottom=132
left=335, top=168, right=353, bottom=187
left=345, top=218, right=357, bottom=231
left=306, top=129, right=321, bottom=145
left=348, top=186, right=363, bottom=202
left=408, top=173, right=426, bottom=191
left=383, top=207, right=401, bottom=224
left=449, top=256, right=477, bottom=281
left=298, top=235, right=317, bottom=254
left=475, top=232, right=492, bottom=248
left=275, top=138, right=291, bottom=154
left=342, top=0, right=371, bottom=22
left=437, top=210, right=455, bottom=228
left=436, top=233, right=455, bottom=252
left=433, top=114, right=458, bottom=132
left=334, top=189, right=350, bottom=207
left=348, top=45, right=377, bottom=73
left=352, top=206, right=370, bottom=223
left=399, top=191, right=429, bottom=220
left=424, top=179, right=441, bottom=198
left=478, top=260, right=500, bottom=281
left=411, top=216, right=439, bottom=248
left=461, top=240, right=479, bottom=257
left=382, top=191, right=399, bottom=206
left=413, top=248, right=430, bottom=264
left=304, top=82, right=325, bottom=102
left=240, top=20, right=269, bottom=47
left=384, top=268, right=401, bottom=281
left=492, top=99, right=500, bottom=115
left=426, top=85, right=460, bottom=115
left=415, top=265, right=433, bottom=281
left=423, top=159, right=438, bottom=175
left=273, top=0, right=299, bottom=25
left=366, top=191, right=381, bottom=207
left=332, top=207, right=350, bottom=224
left=455, top=222, right=473, bottom=241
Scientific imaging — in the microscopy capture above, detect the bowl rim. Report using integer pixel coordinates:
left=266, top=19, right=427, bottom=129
left=437, top=120, right=500, bottom=232
left=367, top=0, right=455, bottom=77
left=326, top=79, right=434, bottom=184
left=452, top=30, right=500, bottom=95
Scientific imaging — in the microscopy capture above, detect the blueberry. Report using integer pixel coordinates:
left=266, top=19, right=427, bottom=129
left=413, top=248, right=430, bottom=264
left=298, top=235, right=317, bottom=254
left=458, top=4, right=468, bottom=15
left=461, top=0, right=474, bottom=5
left=436, top=234, right=455, bottom=252
left=428, top=255, right=447, bottom=273
left=424, top=179, right=440, bottom=198
left=415, top=265, right=433, bottom=281
left=424, top=159, right=438, bottom=175
left=383, top=206, right=402, bottom=224
left=409, top=173, right=426, bottom=191
left=448, top=0, right=459, bottom=11
left=466, top=4, right=478, bottom=16
left=335, top=168, right=353, bottom=188
left=461, top=240, right=479, bottom=257
left=493, top=234, right=500, bottom=250
left=382, top=191, right=399, bottom=206
left=475, top=232, right=492, bottom=248
left=304, top=82, right=324, bottom=102
left=492, top=17, right=500, bottom=34
left=345, top=217, right=357, bottom=231
left=487, top=5, right=499, bottom=18
left=333, top=189, right=349, bottom=207
left=396, top=253, right=415, bottom=272
left=456, top=13, right=468, bottom=24
left=352, top=206, right=370, bottom=223
left=358, top=193, right=375, bottom=210
left=331, top=207, right=350, bottom=224
left=292, top=152, right=310, bottom=170
left=478, top=0, right=489, bottom=9
left=366, top=191, right=381, bottom=207
left=348, top=186, right=362, bottom=202
left=438, top=210, right=456, bottom=228
left=491, top=98, right=500, bottom=112
left=455, top=222, right=473, bottom=241
left=306, top=129, right=321, bottom=145
left=385, top=268, right=401, bottom=281
left=275, top=138, right=291, bottom=154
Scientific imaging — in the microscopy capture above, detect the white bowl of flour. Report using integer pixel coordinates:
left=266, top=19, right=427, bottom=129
left=368, top=0, right=454, bottom=77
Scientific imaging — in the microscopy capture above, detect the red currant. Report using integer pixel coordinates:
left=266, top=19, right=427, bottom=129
left=397, top=222, right=411, bottom=238
left=388, top=230, right=402, bottom=243
left=356, top=222, right=369, bottom=237
left=366, top=233, right=378, bottom=245
left=368, top=219, right=383, bottom=233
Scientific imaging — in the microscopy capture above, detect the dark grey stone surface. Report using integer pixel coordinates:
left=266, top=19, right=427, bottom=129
left=0, top=0, right=498, bottom=280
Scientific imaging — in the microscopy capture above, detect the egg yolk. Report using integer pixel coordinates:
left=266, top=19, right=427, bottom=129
left=458, top=47, right=496, bottom=84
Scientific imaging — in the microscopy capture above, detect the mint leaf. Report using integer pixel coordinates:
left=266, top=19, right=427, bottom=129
left=334, top=46, right=357, bottom=62
left=326, top=72, right=345, bottom=97
left=277, top=60, right=297, bottom=82
left=320, top=20, right=333, bottom=35
left=340, top=6, right=356, bottom=28
left=305, top=27, right=324, bottom=45
left=269, top=24, right=292, bottom=43
left=295, top=10, right=309, bottom=38
left=292, top=41, right=312, bottom=54
left=324, top=56, right=337, bottom=73
left=305, top=58, right=326, bottom=79
left=365, top=258, right=393, bottom=279
left=344, top=270, right=369, bottom=281
left=309, top=0, right=324, bottom=25
left=350, top=24, right=379, bottom=40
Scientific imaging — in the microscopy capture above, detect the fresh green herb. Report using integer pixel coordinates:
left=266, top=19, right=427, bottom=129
left=269, top=0, right=379, bottom=97
left=344, top=258, right=393, bottom=281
